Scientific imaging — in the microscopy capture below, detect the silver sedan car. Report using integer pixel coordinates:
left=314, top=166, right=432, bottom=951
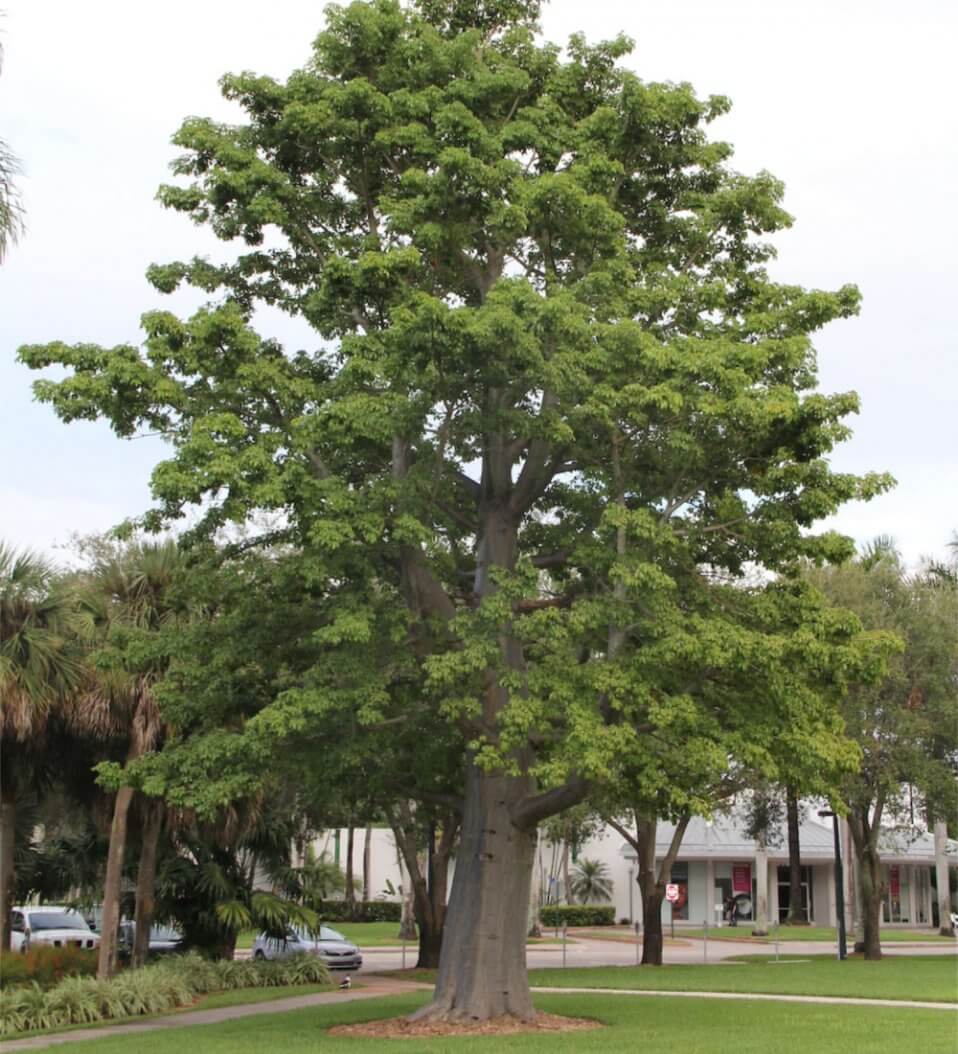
left=252, top=925, right=362, bottom=971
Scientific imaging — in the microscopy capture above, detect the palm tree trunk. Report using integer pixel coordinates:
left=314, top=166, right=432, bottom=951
left=362, top=825, right=372, bottom=903
left=132, top=799, right=164, bottom=968
left=98, top=783, right=135, bottom=979
left=561, top=841, right=572, bottom=904
left=528, top=840, right=542, bottom=938
left=934, top=820, right=954, bottom=936
left=0, top=784, right=15, bottom=952
left=344, top=825, right=355, bottom=907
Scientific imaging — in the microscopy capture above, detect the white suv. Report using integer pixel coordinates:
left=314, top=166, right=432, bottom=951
left=11, top=906, right=100, bottom=953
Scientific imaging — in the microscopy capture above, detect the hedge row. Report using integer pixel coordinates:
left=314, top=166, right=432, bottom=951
left=539, top=904, right=616, bottom=927
left=316, top=900, right=401, bottom=922
left=0, top=952, right=331, bottom=1036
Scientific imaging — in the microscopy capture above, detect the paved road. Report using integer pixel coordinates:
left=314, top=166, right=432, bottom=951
left=358, top=934, right=958, bottom=971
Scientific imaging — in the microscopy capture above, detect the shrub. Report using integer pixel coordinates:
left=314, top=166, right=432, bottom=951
left=278, top=954, right=332, bottom=986
left=539, top=904, right=616, bottom=927
left=0, top=946, right=97, bottom=988
left=315, top=900, right=401, bottom=923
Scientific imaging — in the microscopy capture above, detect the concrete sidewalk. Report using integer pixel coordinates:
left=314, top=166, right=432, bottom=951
left=530, top=985, right=958, bottom=1011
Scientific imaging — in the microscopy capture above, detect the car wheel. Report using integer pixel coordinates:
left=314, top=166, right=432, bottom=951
left=254, top=949, right=266, bottom=961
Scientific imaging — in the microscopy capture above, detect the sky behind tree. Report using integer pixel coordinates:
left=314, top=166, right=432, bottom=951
left=1, top=0, right=954, bottom=565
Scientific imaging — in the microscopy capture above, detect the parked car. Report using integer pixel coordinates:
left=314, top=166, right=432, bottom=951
left=118, top=921, right=184, bottom=958
left=252, top=925, right=362, bottom=971
left=10, top=906, right=100, bottom=953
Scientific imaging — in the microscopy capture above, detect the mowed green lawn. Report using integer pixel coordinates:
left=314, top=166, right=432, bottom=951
left=527, top=955, right=958, bottom=1003
left=387, top=955, right=957, bottom=1004
left=680, top=925, right=956, bottom=943
left=46, top=992, right=958, bottom=1053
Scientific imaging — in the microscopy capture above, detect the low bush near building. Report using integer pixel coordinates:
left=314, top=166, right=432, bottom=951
left=0, top=952, right=331, bottom=1036
left=540, top=905, right=616, bottom=928
left=0, top=946, right=97, bottom=988
left=316, top=900, right=402, bottom=923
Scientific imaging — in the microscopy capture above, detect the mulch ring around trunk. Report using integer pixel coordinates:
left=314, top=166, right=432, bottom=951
left=329, top=1012, right=604, bottom=1038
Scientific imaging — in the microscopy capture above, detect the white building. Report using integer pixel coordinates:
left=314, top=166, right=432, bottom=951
left=317, top=812, right=957, bottom=933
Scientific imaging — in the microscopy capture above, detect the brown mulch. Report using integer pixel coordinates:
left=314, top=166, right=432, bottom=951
left=329, top=1011, right=603, bottom=1039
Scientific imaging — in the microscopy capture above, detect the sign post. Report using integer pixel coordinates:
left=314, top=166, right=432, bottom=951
left=666, top=883, right=680, bottom=941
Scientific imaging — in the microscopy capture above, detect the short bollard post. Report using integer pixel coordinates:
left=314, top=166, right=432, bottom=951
left=703, top=918, right=708, bottom=964
left=634, top=921, right=640, bottom=966
left=562, top=924, right=567, bottom=968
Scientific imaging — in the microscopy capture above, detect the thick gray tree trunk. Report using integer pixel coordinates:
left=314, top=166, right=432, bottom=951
left=411, top=767, right=536, bottom=1022
left=98, top=783, right=135, bottom=979
left=934, top=820, right=954, bottom=936
left=0, top=785, right=15, bottom=952
left=132, top=799, right=164, bottom=968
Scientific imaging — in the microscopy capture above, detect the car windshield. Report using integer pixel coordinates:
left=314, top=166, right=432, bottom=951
left=150, top=925, right=181, bottom=941
left=319, top=926, right=345, bottom=942
left=28, top=911, right=90, bottom=932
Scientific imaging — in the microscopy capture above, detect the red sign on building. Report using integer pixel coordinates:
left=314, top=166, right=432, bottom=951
left=890, top=866, right=900, bottom=897
left=732, top=864, right=752, bottom=893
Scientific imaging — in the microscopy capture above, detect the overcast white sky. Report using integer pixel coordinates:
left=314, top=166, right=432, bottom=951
left=1, top=0, right=955, bottom=567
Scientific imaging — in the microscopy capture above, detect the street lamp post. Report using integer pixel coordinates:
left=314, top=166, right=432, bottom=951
left=819, top=810, right=847, bottom=960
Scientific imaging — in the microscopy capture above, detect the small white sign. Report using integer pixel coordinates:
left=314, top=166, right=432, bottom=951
left=665, top=883, right=680, bottom=903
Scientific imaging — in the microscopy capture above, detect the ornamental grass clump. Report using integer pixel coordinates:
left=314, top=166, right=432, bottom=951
left=169, top=952, right=220, bottom=994
left=43, top=977, right=100, bottom=1025
left=281, top=954, right=332, bottom=985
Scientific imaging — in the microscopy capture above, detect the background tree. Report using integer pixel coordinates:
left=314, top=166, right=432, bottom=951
left=569, top=858, right=612, bottom=904
left=0, top=545, right=85, bottom=951
left=19, top=0, right=890, bottom=1022
left=807, top=541, right=958, bottom=958
left=81, top=540, right=186, bottom=978
left=0, top=15, right=25, bottom=261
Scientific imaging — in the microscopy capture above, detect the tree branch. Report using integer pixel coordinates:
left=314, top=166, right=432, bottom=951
left=511, top=775, right=590, bottom=830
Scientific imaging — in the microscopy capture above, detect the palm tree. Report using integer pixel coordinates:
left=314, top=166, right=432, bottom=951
left=569, top=858, right=614, bottom=904
left=0, top=15, right=25, bottom=261
left=0, top=544, right=84, bottom=950
left=80, top=540, right=184, bottom=977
